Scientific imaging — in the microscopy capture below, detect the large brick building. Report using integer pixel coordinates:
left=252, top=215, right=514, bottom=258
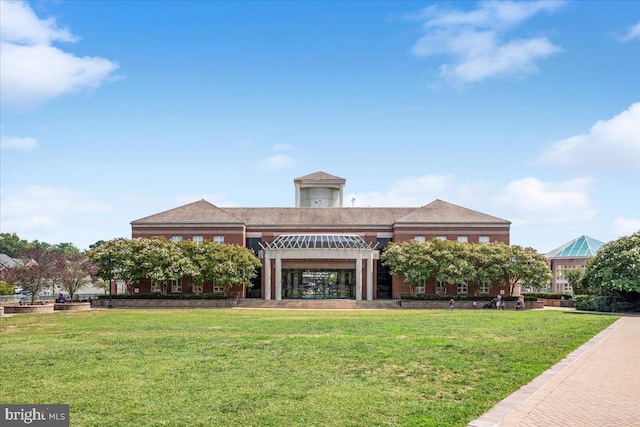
left=131, top=172, right=511, bottom=300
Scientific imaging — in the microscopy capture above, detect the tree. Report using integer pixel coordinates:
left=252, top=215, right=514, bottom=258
left=0, top=281, right=14, bottom=295
left=382, top=241, right=437, bottom=291
left=58, top=253, right=98, bottom=300
left=143, top=238, right=198, bottom=294
left=564, top=267, right=584, bottom=295
left=0, top=249, right=66, bottom=303
left=0, top=233, right=30, bottom=257
left=505, top=246, right=551, bottom=295
left=582, top=232, right=640, bottom=295
left=88, top=238, right=146, bottom=293
left=51, top=242, right=81, bottom=258
left=468, top=242, right=509, bottom=295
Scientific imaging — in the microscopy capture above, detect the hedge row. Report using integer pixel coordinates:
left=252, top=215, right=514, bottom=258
left=95, top=294, right=235, bottom=300
left=400, top=295, right=536, bottom=302
left=573, top=295, right=640, bottom=312
left=522, top=292, right=573, bottom=300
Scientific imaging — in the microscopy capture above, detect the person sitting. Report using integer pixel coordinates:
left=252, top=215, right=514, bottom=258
left=56, top=293, right=66, bottom=303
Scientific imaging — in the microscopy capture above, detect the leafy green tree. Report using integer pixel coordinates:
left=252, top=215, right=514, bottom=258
left=0, top=233, right=30, bottom=257
left=29, top=240, right=53, bottom=252
left=58, top=253, right=98, bottom=300
left=564, top=267, right=584, bottom=295
left=582, top=232, right=640, bottom=295
left=468, top=242, right=509, bottom=295
left=51, top=242, right=81, bottom=258
left=0, top=281, right=14, bottom=295
left=505, top=246, right=551, bottom=295
left=88, top=238, right=146, bottom=293
left=382, top=241, right=436, bottom=291
left=211, top=243, right=261, bottom=292
left=144, top=238, right=198, bottom=294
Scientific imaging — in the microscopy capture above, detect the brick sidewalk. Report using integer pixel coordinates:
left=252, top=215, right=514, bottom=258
left=469, top=315, right=640, bottom=427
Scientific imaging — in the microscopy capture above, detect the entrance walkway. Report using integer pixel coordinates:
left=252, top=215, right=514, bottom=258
left=469, top=314, right=640, bottom=426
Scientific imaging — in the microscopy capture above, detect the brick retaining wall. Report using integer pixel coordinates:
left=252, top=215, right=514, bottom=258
left=54, top=302, right=91, bottom=311
left=3, top=305, right=55, bottom=314
left=540, top=298, right=575, bottom=307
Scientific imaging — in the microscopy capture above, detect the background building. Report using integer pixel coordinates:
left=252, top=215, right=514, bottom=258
left=131, top=172, right=511, bottom=300
left=545, top=235, right=604, bottom=293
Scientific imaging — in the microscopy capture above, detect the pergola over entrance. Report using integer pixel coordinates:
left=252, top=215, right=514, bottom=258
left=259, top=234, right=380, bottom=301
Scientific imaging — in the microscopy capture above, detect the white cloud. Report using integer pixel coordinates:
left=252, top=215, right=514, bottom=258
left=0, top=1, right=118, bottom=109
left=0, top=185, right=109, bottom=234
left=347, top=175, right=455, bottom=207
left=259, top=154, right=295, bottom=171
left=410, top=1, right=564, bottom=84
left=611, top=217, right=640, bottom=237
left=617, top=21, right=640, bottom=43
left=489, top=177, right=594, bottom=225
left=0, top=136, right=39, bottom=151
left=538, top=103, right=640, bottom=171
left=347, top=174, right=594, bottom=226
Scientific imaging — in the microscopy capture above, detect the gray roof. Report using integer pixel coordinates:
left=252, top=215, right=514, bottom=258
left=131, top=200, right=244, bottom=225
left=294, top=171, right=346, bottom=183
left=132, top=199, right=510, bottom=227
left=0, top=254, right=34, bottom=269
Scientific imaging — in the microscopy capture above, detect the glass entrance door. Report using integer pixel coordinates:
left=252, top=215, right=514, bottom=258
left=282, top=269, right=355, bottom=299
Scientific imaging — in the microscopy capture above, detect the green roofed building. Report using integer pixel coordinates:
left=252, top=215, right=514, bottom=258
left=546, top=235, right=605, bottom=294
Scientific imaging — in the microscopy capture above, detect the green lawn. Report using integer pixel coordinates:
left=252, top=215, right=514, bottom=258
left=0, top=309, right=616, bottom=427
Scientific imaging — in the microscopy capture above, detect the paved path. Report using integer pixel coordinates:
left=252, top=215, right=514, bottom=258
left=469, top=314, right=640, bottom=427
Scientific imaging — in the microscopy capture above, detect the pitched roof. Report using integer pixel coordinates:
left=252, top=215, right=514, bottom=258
left=396, top=199, right=510, bottom=224
left=294, top=171, right=345, bottom=183
left=545, top=235, right=605, bottom=258
left=0, top=254, right=34, bottom=269
left=131, top=200, right=244, bottom=225
left=131, top=199, right=510, bottom=227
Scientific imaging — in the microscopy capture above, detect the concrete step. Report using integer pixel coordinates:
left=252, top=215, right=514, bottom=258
left=236, top=299, right=400, bottom=310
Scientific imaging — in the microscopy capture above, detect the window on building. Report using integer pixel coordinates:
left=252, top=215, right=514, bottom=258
left=192, top=285, right=202, bottom=294
left=193, top=236, right=204, bottom=244
left=479, top=236, right=490, bottom=244
left=479, top=284, right=490, bottom=294
left=414, top=282, right=425, bottom=294
left=563, top=282, right=572, bottom=293
left=171, top=279, right=182, bottom=293
left=151, top=281, right=161, bottom=293
left=435, top=236, right=447, bottom=240
left=457, top=283, right=468, bottom=294
left=171, top=236, right=182, bottom=242
left=436, top=282, right=445, bottom=293
left=213, top=285, right=225, bottom=293
left=457, top=236, right=469, bottom=243
left=415, top=236, right=426, bottom=242
left=214, top=235, right=225, bottom=244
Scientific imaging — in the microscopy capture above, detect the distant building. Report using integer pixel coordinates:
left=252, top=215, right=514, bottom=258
left=0, top=254, right=36, bottom=271
left=545, top=235, right=604, bottom=293
left=131, top=172, right=512, bottom=300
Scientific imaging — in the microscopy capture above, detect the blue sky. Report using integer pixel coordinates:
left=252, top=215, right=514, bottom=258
left=1, top=0, right=639, bottom=253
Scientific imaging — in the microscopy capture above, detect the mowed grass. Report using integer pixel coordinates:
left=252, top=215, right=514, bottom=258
left=0, top=309, right=616, bottom=427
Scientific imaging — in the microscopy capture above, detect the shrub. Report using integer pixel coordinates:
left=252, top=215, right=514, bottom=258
left=96, top=294, right=234, bottom=300
left=400, top=294, right=533, bottom=301
left=523, top=292, right=572, bottom=300
left=573, top=295, right=640, bottom=312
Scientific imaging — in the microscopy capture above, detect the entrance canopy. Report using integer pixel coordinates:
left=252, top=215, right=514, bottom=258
left=260, top=233, right=378, bottom=251
left=259, top=234, right=379, bottom=301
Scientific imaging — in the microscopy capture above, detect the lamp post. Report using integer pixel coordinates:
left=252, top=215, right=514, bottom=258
left=104, top=256, right=113, bottom=309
